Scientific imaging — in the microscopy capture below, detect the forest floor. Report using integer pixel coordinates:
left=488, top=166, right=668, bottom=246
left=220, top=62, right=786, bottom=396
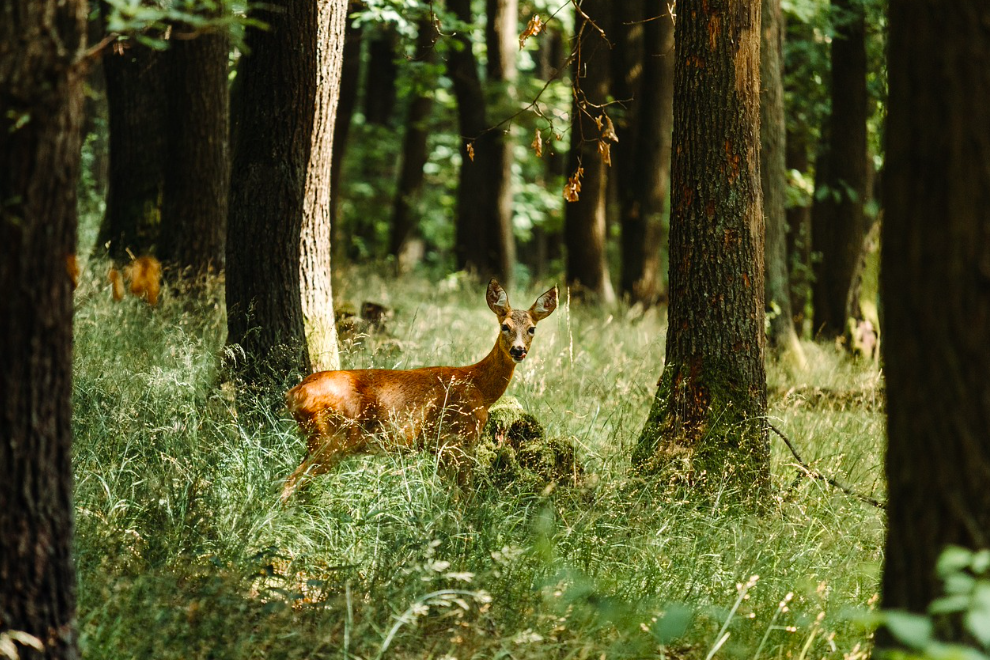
left=71, top=262, right=884, bottom=660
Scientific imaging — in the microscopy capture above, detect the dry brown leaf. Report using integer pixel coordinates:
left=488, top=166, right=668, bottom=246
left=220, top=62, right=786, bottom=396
left=603, top=114, right=618, bottom=142
left=598, top=140, right=612, bottom=166
left=519, top=14, right=544, bottom=50
left=564, top=166, right=584, bottom=202
left=466, top=142, right=475, bottom=162
left=531, top=129, right=543, bottom=158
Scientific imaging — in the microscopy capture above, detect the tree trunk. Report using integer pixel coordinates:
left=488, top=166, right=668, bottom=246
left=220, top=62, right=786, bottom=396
left=0, top=0, right=85, bottom=654
left=760, top=0, right=806, bottom=367
left=362, top=26, right=397, bottom=126
left=446, top=0, right=510, bottom=280
left=633, top=0, right=768, bottom=500
left=300, top=0, right=348, bottom=373
left=618, top=1, right=674, bottom=306
left=330, top=2, right=362, bottom=262
left=159, top=22, right=230, bottom=277
left=564, top=0, right=615, bottom=304
left=811, top=0, right=868, bottom=338
left=390, top=18, right=436, bottom=270
left=227, top=0, right=325, bottom=388
left=785, top=126, right=812, bottom=335
left=485, top=0, right=518, bottom=286
left=879, top=1, right=990, bottom=643
left=98, top=37, right=167, bottom=260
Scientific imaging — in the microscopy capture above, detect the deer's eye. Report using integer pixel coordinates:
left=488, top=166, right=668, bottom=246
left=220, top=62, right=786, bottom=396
left=501, top=324, right=510, bottom=332
left=528, top=327, right=535, bottom=335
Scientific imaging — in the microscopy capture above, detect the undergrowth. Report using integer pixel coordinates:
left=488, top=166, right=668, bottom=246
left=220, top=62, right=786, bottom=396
left=71, top=262, right=885, bottom=659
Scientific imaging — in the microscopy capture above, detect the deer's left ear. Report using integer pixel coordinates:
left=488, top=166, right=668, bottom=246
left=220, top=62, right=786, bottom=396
left=487, top=279, right=510, bottom=316
left=530, top=286, right=558, bottom=322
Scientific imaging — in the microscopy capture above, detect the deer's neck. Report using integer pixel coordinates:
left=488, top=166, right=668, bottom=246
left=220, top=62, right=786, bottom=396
left=463, top=339, right=516, bottom=407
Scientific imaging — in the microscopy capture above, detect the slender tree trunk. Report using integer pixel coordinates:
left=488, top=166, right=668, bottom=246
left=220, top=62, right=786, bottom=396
left=564, top=0, right=615, bottom=304
left=633, top=0, right=768, bottom=500
left=362, top=26, right=398, bottom=127
left=447, top=0, right=508, bottom=280
left=98, top=37, right=167, bottom=260
left=619, top=2, right=674, bottom=306
left=811, top=0, right=868, bottom=338
left=485, top=0, right=518, bottom=286
left=785, top=126, right=812, bottom=335
left=390, top=18, right=436, bottom=270
left=761, top=0, right=806, bottom=366
left=880, top=1, right=990, bottom=645
left=227, top=0, right=324, bottom=388
left=0, top=0, right=85, bottom=654
left=159, top=22, right=230, bottom=277
left=300, top=0, right=348, bottom=373
left=330, top=1, right=362, bottom=262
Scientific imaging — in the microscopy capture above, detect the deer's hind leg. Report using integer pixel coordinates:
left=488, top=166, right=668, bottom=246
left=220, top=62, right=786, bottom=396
left=282, top=414, right=367, bottom=504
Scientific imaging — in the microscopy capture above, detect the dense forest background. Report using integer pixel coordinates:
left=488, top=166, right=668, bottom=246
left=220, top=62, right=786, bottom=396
left=4, top=0, right=990, bottom=658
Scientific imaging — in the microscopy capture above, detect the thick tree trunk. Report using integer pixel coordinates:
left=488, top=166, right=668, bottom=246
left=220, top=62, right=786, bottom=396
left=447, top=0, right=510, bottom=280
left=0, top=0, right=85, bottom=654
left=880, top=1, right=990, bottom=643
left=485, top=0, right=518, bottom=286
left=760, top=0, right=806, bottom=366
left=618, top=2, right=674, bottom=306
left=98, top=37, right=167, bottom=260
left=300, top=0, right=348, bottom=373
left=811, top=0, right=868, bottom=338
left=633, top=0, right=768, bottom=500
left=159, top=22, right=230, bottom=277
left=564, top=0, right=615, bottom=304
left=390, top=18, right=436, bottom=270
left=329, top=2, right=362, bottom=261
left=227, top=0, right=324, bottom=388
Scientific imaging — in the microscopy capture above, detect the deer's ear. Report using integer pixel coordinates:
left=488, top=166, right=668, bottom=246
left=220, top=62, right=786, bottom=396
left=487, top=279, right=510, bottom=316
left=530, top=286, right=558, bottom=321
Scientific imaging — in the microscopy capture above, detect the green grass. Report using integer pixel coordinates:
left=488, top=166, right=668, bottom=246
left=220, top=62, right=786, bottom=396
left=72, top=262, right=884, bottom=659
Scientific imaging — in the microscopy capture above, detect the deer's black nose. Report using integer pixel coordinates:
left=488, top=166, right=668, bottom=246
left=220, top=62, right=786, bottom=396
left=509, top=346, right=527, bottom=360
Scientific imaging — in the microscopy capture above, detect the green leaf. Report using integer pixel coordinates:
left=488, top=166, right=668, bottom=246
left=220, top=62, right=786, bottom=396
left=965, top=582, right=990, bottom=646
left=884, top=610, right=933, bottom=649
left=972, top=551, right=990, bottom=576
left=929, top=594, right=971, bottom=615
left=938, top=547, right=974, bottom=579
left=652, top=604, right=693, bottom=644
left=945, top=572, right=977, bottom=596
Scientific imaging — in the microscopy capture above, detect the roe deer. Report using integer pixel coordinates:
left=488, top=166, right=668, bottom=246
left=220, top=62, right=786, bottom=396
left=281, top=279, right=558, bottom=503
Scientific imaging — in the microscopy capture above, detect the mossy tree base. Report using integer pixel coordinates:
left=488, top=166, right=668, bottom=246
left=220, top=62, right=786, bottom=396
left=633, top=359, right=769, bottom=501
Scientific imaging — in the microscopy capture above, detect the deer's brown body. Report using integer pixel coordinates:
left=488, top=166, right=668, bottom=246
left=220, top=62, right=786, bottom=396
left=282, top=279, right=557, bottom=502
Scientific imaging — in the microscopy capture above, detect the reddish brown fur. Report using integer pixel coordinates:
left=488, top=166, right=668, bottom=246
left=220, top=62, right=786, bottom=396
left=109, top=256, right=162, bottom=305
left=282, top=279, right=558, bottom=503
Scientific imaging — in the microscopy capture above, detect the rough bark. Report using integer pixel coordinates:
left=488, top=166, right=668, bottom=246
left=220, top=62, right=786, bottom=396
left=880, top=0, right=990, bottom=643
left=390, top=18, right=436, bottom=269
left=633, top=0, right=768, bottom=500
left=227, top=0, right=321, bottom=388
left=811, top=0, right=868, bottom=338
left=485, top=0, right=518, bottom=286
left=447, top=0, right=511, bottom=281
left=618, top=2, right=674, bottom=305
left=760, top=0, right=806, bottom=366
left=0, top=0, right=86, bottom=654
left=329, top=2, right=362, bottom=260
left=564, top=0, right=615, bottom=304
left=159, top=22, right=230, bottom=277
left=98, top=37, right=167, bottom=260
left=300, top=0, right=348, bottom=373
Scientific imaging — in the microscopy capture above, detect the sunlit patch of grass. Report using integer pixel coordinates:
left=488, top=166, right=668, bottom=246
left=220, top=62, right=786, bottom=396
left=72, top=262, right=884, bottom=659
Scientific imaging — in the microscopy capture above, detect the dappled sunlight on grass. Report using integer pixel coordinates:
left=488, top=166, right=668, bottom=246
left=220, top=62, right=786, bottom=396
left=72, top=263, right=885, bottom=659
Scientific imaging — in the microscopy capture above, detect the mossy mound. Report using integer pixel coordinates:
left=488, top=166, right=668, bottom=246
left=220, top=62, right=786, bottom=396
left=475, top=397, right=581, bottom=492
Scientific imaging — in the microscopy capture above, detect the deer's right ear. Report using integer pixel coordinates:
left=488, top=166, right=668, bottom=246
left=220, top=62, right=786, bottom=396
left=487, top=279, right=510, bottom=316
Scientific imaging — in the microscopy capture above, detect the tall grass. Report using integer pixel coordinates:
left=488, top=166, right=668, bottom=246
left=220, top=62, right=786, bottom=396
left=72, top=262, right=884, bottom=659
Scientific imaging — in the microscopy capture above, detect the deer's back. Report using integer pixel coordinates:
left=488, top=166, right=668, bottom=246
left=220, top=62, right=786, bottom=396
left=287, top=366, right=485, bottom=440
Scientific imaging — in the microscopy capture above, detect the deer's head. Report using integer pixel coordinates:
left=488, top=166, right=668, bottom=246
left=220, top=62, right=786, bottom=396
left=487, top=279, right=558, bottom=363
